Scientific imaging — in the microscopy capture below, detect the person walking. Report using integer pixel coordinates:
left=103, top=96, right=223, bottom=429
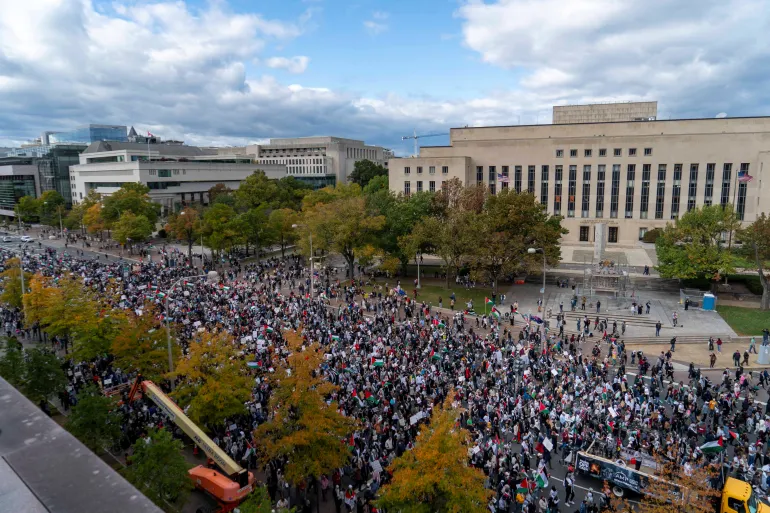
left=710, top=352, right=717, bottom=368
left=564, top=472, right=575, bottom=506
left=621, top=320, right=626, bottom=335
left=670, top=337, right=677, bottom=352
left=596, top=300, right=601, bottom=313
left=763, top=327, right=770, bottom=346
left=749, top=337, right=758, bottom=354
left=672, top=311, right=678, bottom=327
left=717, top=337, right=723, bottom=353
left=655, top=321, right=662, bottom=337
left=733, top=350, right=741, bottom=367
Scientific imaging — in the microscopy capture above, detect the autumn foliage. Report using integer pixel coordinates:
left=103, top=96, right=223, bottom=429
left=377, top=394, right=493, bottom=513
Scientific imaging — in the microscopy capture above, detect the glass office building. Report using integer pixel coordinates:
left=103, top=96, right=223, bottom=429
left=0, top=175, right=37, bottom=210
left=48, top=125, right=127, bottom=144
left=37, top=145, right=87, bottom=205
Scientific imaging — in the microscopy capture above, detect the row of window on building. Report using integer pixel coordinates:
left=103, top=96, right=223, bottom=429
left=346, top=147, right=378, bottom=160
left=403, top=166, right=450, bottom=175
left=260, top=158, right=326, bottom=165
left=147, top=169, right=186, bottom=177
left=403, top=180, right=440, bottom=194
left=556, top=147, right=653, bottom=158
left=404, top=162, right=751, bottom=221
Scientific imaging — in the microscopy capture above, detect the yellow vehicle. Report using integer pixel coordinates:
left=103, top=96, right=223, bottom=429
left=721, top=477, right=769, bottom=513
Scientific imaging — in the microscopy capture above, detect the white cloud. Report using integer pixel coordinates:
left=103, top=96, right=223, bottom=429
left=458, top=0, right=770, bottom=116
left=363, top=11, right=389, bottom=35
left=265, top=56, right=310, bottom=74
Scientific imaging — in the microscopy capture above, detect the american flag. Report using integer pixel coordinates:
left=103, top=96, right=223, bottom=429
left=497, top=173, right=510, bottom=183
left=738, top=171, right=753, bottom=183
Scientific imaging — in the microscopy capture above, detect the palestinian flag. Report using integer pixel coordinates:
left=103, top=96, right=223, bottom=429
left=184, top=281, right=194, bottom=287
left=265, top=327, right=274, bottom=334
left=219, top=284, right=230, bottom=291
left=247, top=361, right=259, bottom=368
left=485, top=297, right=494, bottom=306
left=156, top=292, right=166, bottom=298
left=490, top=307, right=501, bottom=320
left=700, top=437, right=725, bottom=454
left=535, top=469, right=548, bottom=488
left=332, top=335, right=340, bottom=342
left=516, top=479, right=532, bottom=494
left=728, top=431, right=739, bottom=440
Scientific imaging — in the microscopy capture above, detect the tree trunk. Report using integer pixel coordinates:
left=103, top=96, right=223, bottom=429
left=755, top=243, right=770, bottom=310
left=187, top=239, right=193, bottom=263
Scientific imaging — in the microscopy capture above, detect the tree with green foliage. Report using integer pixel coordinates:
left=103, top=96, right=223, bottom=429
left=237, top=485, right=294, bottom=513
left=111, top=306, right=176, bottom=382
left=273, top=176, right=311, bottom=210
left=739, top=212, right=770, bottom=310
left=268, top=208, right=299, bottom=257
left=0, top=257, right=33, bottom=308
left=0, top=338, right=25, bottom=387
left=408, top=210, right=477, bottom=288
left=238, top=205, right=274, bottom=258
left=377, top=395, right=492, bottom=513
left=165, top=207, right=201, bottom=261
left=656, top=205, right=740, bottom=284
left=208, top=183, right=232, bottom=204
left=256, top=331, right=357, bottom=486
left=23, top=348, right=67, bottom=402
left=349, top=159, right=388, bottom=188
left=102, top=183, right=159, bottom=225
left=68, top=385, right=123, bottom=452
left=112, top=211, right=154, bottom=247
left=38, top=190, right=66, bottom=229
left=363, top=175, right=389, bottom=195
left=15, top=196, right=40, bottom=223
left=127, top=428, right=192, bottom=505
left=235, top=171, right=277, bottom=211
left=202, top=203, right=240, bottom=264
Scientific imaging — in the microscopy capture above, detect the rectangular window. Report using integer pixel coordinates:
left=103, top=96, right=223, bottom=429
left=514, top=166, right=522, bottom=193
left=737, top=163, right=749, bottom=220
left=639, top=228, right=648, bottom=241
left=644, top=148, right=653, bottom=156
left=671, top=164, right=682, bottom=219
left=596, top=164, right=605, bottom=218
left=540, top=165, right=549, bottom=208
left=442, top=166, right=449, bottom=174
left=404, top=166, right=410, bottom=174
left=608, top=227, right=618, bottom=243
left=489, top=166, right=496, bottom=182
left=599, top=149, right=607, bottom=157
left=610, top=164, right=621, bottom=218
left=417, top=166, right=423, bottom=174
left=556, top=149, right=564, bottom=158
left=502, top=166, right=509, bottom=178
left=629, top=148, right=637, bottom=157
left=416, top=181, right=423, bottom=192
left=570, top=149, right=578, bottom=158
left=501, top=181, right=509, bottom=190
left=581, top=165, right=591, bottom=218
left=640, top=164, right=651, bottom=219
left=528, top=166, right=536, bottom=194
left=553, top=165, right=562, bottom=215
left=687, top=164, right=699, bottom=211
left=655, top=181, right=666, bottom=219
left=579, top=226, right=590, bottom=242
left=476, top=166, right=483, bottom=183
left=489, top=183, right=496, bottom=195
left=704, top=163, right=715, bottom=206
left=614, top=148, right=622, bottom=157
left=657, top=164, right=667, bottom=182
left=626, top=164, right=636, bottom=182
left=404, top=181, right=410, bottom=196
left=585, top=149, right=592, bottom=157
left=429, top=181, right=435, bottom=193
left=721, top=163, right=732, bottom=206
left=429, top=166, right=436, bottom=174
left=567, top=165, right=577, bottom=217
left=158, top=169, right=172, bottom=177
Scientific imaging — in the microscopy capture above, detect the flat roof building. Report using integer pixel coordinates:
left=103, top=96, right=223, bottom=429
left=389, top=116, right=770, bottom=246
left=553, top=101, right=658, bottom=124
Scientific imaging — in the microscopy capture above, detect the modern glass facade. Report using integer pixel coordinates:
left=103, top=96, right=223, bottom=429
left=0, top=175, right=36, bottom=210
left=48, top=125, right=127, bottom=144
left=37, top=144, right=87, bottom=205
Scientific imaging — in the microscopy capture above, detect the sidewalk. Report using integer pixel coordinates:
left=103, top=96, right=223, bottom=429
left=625, top=340, right=770, bottom=369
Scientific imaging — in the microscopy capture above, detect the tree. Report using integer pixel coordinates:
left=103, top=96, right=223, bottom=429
left=301, top=195, right=385, bottom=278
left=256, top=331, right=357, bottom=486
left=127, top=428, right=192, bottom=504
left=656, top=205, right=740, bottom=283
left=38, top=190, right=66, bottom=228
left=208, top=183, right=231, bottom=204
left=0, top=338, right=25, bottom=387
left=238, top=205, right=273, bottom=258
left=349, top=159, right=387, bottom=188
left=64, top=190, right=101, bottom=235
left=273, top=176, right=311, bottom=210
left=23, top=348, right=67, bottom=402
left=468, top=190, right=566, bottom=293
left=408, top=211, right=477, bottom=288
left=377, top=395, right=492, bottom=513
left=15, top=196, right=40, bottom=223
left=202, top=203, right=240, bottom=264
left=237, top=485, right=293, bottom=513
left=83, top=203, right=108, bottom=237
left=0, top=257, right=33, bottom=308
left=102, top=183, right=158, bottom=225
left=363, top=175, right=389, bottom=195
left=112, top=211, right=154, bottom=246
left=739, top=213, right=770, bottom=310
left=165, top=207, right=201, bottom=261
left=235, top=171, right=278, bottom=211
left=68, top=385, right=123, bottom=452
left=112, top=306, right=176, bottom=382
left=172, top=331, right=251, bottom=430
left=268, top=208, right=299, bottom=257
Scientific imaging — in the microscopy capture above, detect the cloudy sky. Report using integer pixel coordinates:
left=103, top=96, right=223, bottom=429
left=1, top=0, right=769, bottom=153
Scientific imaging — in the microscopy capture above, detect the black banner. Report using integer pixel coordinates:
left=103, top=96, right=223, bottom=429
left=576, top=453, right=648, bottom=494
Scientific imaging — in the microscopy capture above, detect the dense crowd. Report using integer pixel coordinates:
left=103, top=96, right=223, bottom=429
left=3, top=243, right=770, bottom=513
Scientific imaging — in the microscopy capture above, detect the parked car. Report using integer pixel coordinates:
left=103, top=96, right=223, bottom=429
left=2, top=236, right=13, bottom=242
left=20, top=235, right=33, bottom=242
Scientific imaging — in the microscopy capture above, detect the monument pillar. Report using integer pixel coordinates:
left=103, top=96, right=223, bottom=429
left=594, top=223, right=606, bottom=262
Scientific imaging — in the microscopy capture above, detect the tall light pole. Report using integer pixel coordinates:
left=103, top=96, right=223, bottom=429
left=528, top=247, right=546, bottom=314
left=19, top=242, right=29, bottom=296
left=292, top=224, right=313, bottom=300
left=164, top=274, right=209, bottom=378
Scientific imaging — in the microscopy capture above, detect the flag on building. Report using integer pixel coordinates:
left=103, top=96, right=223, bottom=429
left=535, top=469, right=548, bottom=488
left=497, top=173, right=510, bottom=183
left=485, top=297, right=494, bottom=306
left=699, top=437, right=725, bottom=454
left=147, top=131, right=154, bottom=137
left=738, top=171, right=754, bottom=183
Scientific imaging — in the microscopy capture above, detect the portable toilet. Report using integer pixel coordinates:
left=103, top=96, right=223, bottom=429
left=702, top=293, right=716, bottom=311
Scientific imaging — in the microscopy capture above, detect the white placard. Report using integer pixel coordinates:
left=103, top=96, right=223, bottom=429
left=542, top=438, right=553, bottom=452
left=371, top=460, right=383, bottom=473
left=410, top=411, right=426, bottom=425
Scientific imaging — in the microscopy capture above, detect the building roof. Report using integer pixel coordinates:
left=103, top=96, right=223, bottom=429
left=83, top=141, right=215, bottom=156
left=127, top=126, right=138, bottom=137
left=450, top=115, right=770, bottom=131
left=0, top=377, right=162, bottom=513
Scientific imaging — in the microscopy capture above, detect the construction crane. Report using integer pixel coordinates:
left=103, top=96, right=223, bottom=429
left=401, top=130, right=449, bottom=156
left=127, top=376, right=255, bottom=512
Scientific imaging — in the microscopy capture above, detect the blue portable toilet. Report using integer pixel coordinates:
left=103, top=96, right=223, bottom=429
left=702, top=293, right=716, bottom=311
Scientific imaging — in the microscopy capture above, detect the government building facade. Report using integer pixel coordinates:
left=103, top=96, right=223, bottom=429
left=388, top=113, right=770, bottom=246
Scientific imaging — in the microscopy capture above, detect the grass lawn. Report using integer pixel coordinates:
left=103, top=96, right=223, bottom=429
left=717, top=305, right=770, bottom=336
left=365, top=278, right=497, bottom=311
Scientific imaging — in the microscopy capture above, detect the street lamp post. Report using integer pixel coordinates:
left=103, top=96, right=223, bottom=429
left=164, top=274, right=209, bottom=378
left=292, top=224, right=313, bottom=300
left=528, top=247, right=546, bottom=313
left=19, top=242, right=29, bottom=295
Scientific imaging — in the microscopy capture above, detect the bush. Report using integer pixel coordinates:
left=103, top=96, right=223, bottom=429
left=642, top=228, right=663, bottom=243
left=728, top=274, right=763, bottom=295
left=681, top=276, right=713, bottom=291
left=156, top=228, right=167, bottom=239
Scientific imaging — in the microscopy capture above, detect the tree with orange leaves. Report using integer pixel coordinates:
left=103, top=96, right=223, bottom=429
left=376, top=394, right=493, bottom=513
left=111, top=304, right=177, bottom=383
left=255, top=329, right=358, bottom=486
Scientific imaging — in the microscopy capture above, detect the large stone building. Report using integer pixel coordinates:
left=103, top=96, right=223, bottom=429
left=388, top=116, right=770, bottom=245
left=553, top=101, right=657, bottom=124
